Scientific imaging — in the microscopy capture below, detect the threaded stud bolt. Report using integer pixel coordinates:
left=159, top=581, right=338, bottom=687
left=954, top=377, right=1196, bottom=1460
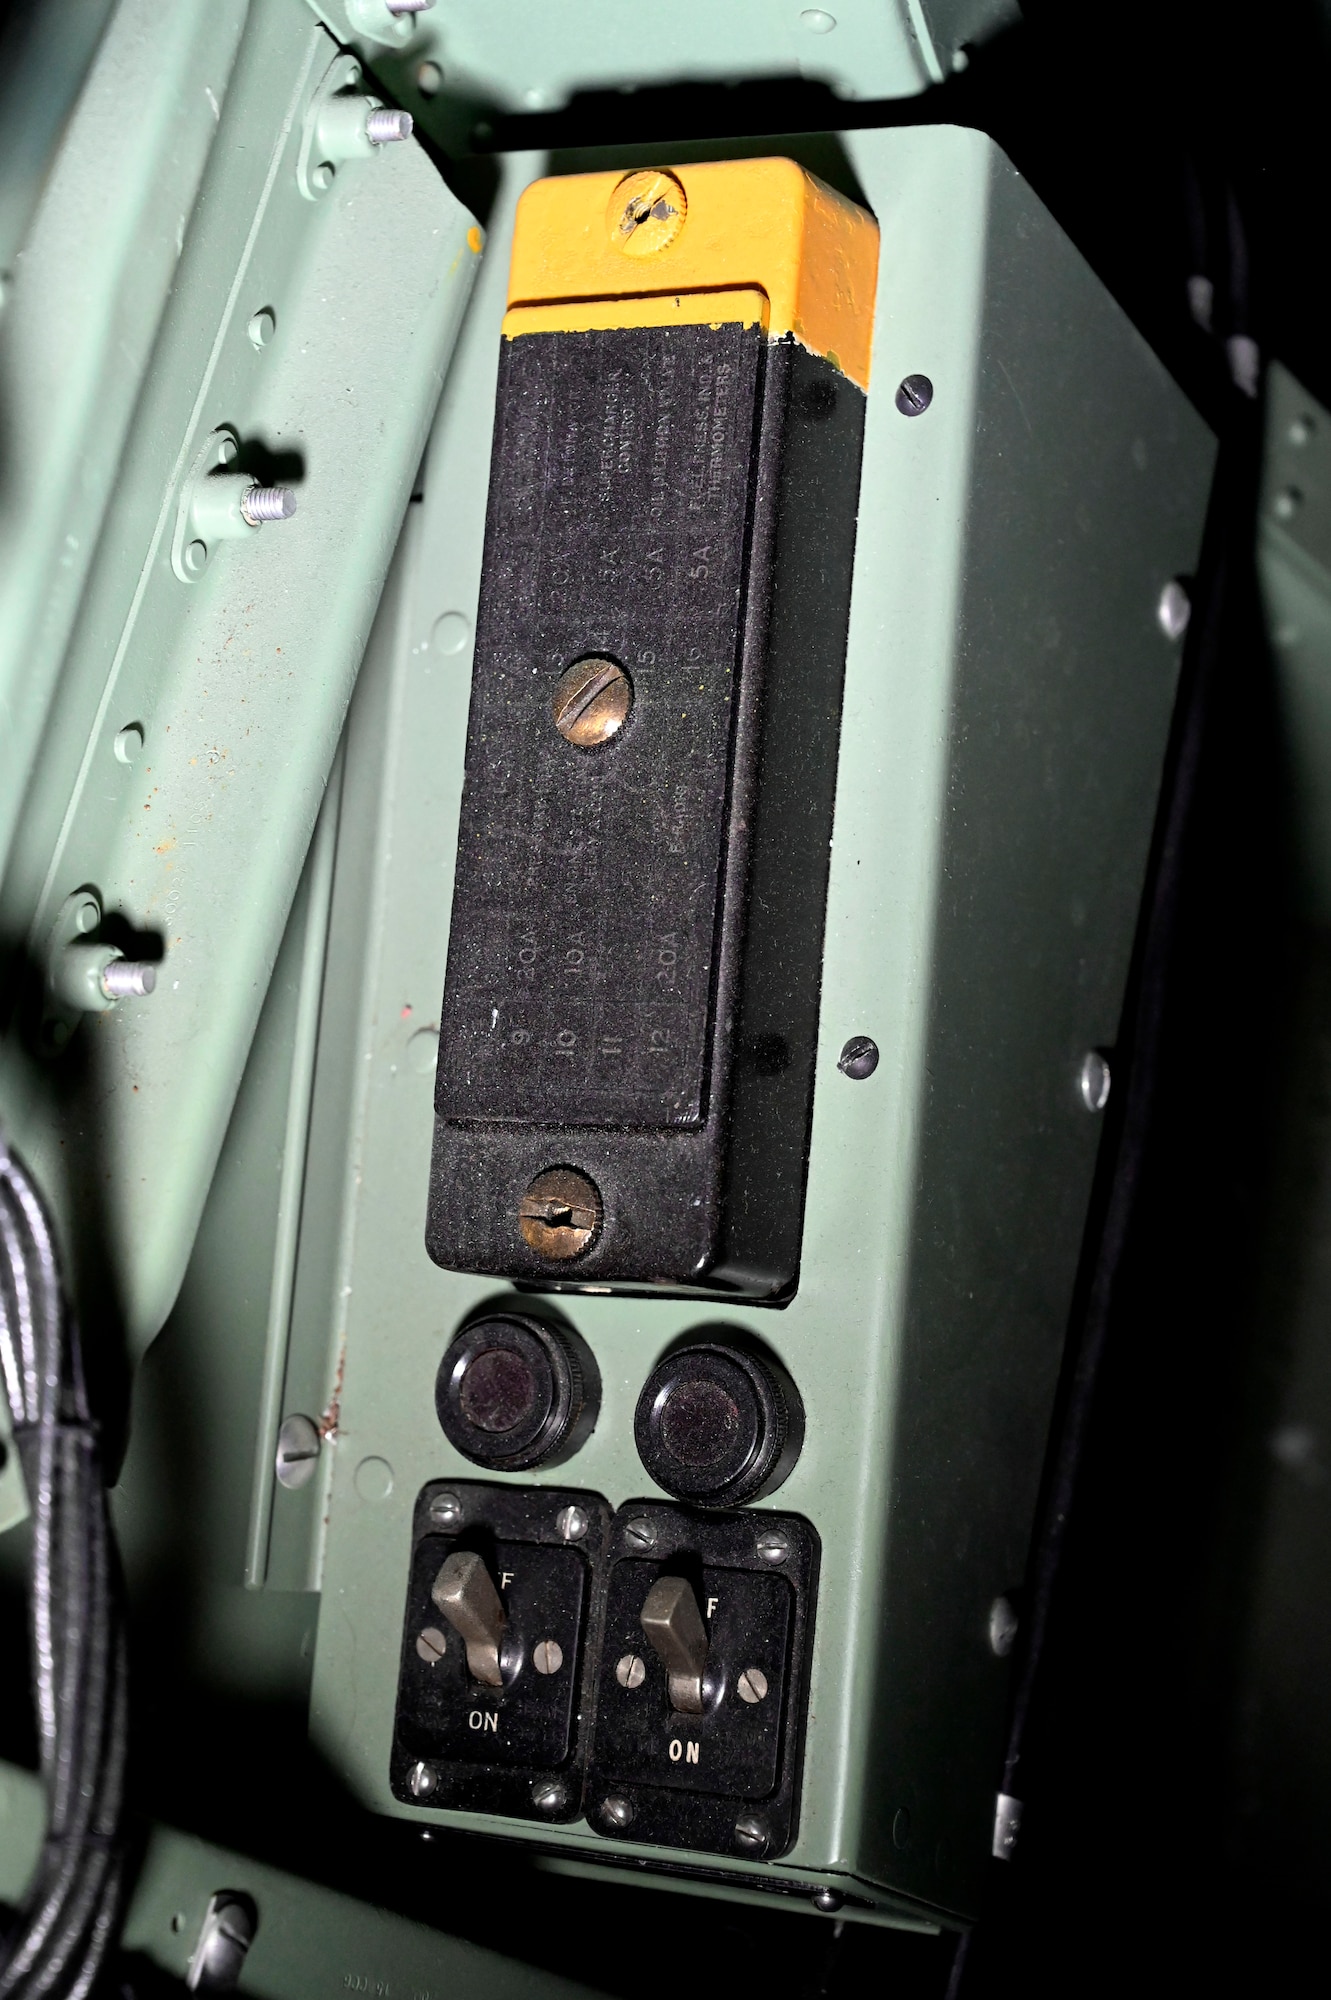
left=366, top=107, right=413, bottom=144
left=240, top=485, right=297, bottom=527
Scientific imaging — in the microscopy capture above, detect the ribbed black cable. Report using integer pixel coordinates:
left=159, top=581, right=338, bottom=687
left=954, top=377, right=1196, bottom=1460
left=0, top=1140, right=129, bottom=2000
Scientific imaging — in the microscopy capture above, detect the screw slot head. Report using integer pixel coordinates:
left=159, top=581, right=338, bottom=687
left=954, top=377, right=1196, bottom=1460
left=518, top=1166, right=603, bottom=1260
left=736, top=1666, right=769, bottom=1704
left=838, top=1034, right=879, bottom=1081
left=623, top=1517, right=657, bottom=1551
left=557, top=1502, right=590, bottom=1542
left=427, top=1490, right=463, bottom=1532
left=734, top=1813, right=771, bottom=1856
left=552, top=656, right=632, bottom=749
left=895, top=373, right=934, bottom=416
left=1156, top=577, right=1191, bottom=640
left=608, top=169, right=687, bottom=256
left=415, top=1625, right=448, bottom=1664
left=532, top=1639, right=564, bottom=1675
left=615, top=1653, right=647, bottom=1689
left=988, top=1596, right=1019, bottom=1658
left=274, top=1413, right=321, bottom=1489
left=1079, top=1050, right=1111, bottom=1113
left=532, top=1778, right=567, bottom=1812
left=755, top=1527, right=791, bottom=1565
left=602, top=1796, right=633, bottom=1827
left=408, top=1761, right=437, bottom=1798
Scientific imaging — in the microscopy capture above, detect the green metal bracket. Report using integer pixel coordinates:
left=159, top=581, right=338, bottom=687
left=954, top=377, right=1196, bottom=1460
left=182, top=124, right=1209, bottom=1923
left=0, top=0, right=480, bottom=1363
left=0, top=1761, right=606, bottom=2000
left=304, top=0, right=1020, bottom=155
left=1259, top=365, right=1331, bottom=921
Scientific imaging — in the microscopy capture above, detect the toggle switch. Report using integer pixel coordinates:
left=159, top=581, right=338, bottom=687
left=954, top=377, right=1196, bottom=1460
left=431, top=1549, right=506, bottom=1686
left=640, top=1576, right=708, bottom=1715
left=587, top=1503, right=820, bottom=1859
left=392, top=1483, right=610, bottom=1823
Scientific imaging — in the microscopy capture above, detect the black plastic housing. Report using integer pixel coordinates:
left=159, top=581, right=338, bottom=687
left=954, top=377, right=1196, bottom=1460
left=634, top=1336, right=803, bottom=1505
left=427, top=322, right=866, bottom=1297
left=435, top=1310, right=599, bottom=1471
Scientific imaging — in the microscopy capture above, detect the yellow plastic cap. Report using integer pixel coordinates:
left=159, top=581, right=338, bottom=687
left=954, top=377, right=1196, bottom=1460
left=503, top=158, right=880, bottom=392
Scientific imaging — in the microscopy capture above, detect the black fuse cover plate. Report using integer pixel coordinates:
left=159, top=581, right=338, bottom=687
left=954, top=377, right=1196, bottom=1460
left=594, top=1561, right=791, bottom=1797
left=396, top=1535, right=585, bottom=1769
left=390, top=1481, right=610, bottom=1822
left=585, top=1503, right=819, bottom=1859
left=428, top=321, right=866, bottom=1296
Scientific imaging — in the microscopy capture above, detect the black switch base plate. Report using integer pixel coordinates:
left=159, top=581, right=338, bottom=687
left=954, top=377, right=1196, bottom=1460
left=389, top=1481, right=609, bottom=1823
left=585, top=1504, right=819, bottom=1860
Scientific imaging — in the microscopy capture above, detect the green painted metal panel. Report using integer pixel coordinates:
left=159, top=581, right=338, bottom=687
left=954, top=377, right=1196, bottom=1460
left=307, top=0, right=967, bottom=112
left=0, top=0, right=250, bottom=880
left=13, top=99, right=1214, bottom=1939
left=0, top=1762, right=608, bottom=1999
left=0, top=0, right=479, bottom=1364
left=1259, top=365, right=1331, bottom=923
left=247, top=125, right=1214, bottom=1924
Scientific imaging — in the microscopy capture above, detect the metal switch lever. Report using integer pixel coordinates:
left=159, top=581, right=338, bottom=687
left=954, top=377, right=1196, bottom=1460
left=640, top=1575, right=708, bottom=1715
left=431, top=1550, right=506, bottom=1687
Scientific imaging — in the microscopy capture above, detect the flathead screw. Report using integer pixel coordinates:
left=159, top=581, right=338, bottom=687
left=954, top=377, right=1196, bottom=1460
left=602, top=1796, right=633, bottom=1828
left=736, top=1667, right=769, bottom=1704
left=755, top=1527, right=790, bottom=1565
left=366, top=107, right=413, bottom=144
left=274, top=1413, right=321, bottom=1490
left=1157, top=578, right=1191, bottom=641
left=988, top=1596, right=1019, bottom=1658
left=1079, top=1051, right=1111, bottom=1113
left=609, top=169, right=688, bottom=257
left=532, top=1639, right=564, bottom=1676
left=532, top=1778, right=567, bottom=1812
left=838, top=1035, right=878, bottom=1081
left=415, top=1626, right=448, bottom=1665
left=408, top=1761, right=437, bottom=1798
left=734, top=1814, right=771, bottom=1856
left=428, top=1490, right=463, bottom=1531
left=895, top=373, right=934, bottom=416
left=518, top=1166, right=602, bottom=1261
left=240, top=485, right=297, bottom=526
left=552, top=656, right=633, bottom=749
left=615, top=1653, right=647, bottom=1689
left=813, top=1888, right=844, bottom=1913
left=623, top=1517, right=657, bottom=1552
left=557, top=1503, right=590, bottom=1542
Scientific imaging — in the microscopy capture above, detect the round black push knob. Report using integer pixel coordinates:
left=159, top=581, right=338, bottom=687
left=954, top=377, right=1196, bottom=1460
left=634, top=1340, right=803, bottom=1507
left=436, top=1313, right=598, bottom=1471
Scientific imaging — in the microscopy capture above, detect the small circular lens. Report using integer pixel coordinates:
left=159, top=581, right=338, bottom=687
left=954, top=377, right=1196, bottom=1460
left=436, top=1313, right=599, bottom=1471
left=458, top=1348, right=538, bottom=1434
left=658, top=1377, right=741, bottom=1468
left=634, top=1339, right=802, bottom=1506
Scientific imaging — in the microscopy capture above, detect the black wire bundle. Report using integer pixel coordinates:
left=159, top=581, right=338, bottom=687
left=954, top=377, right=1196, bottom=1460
left=0, top=1137, right=128, bottom=1999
